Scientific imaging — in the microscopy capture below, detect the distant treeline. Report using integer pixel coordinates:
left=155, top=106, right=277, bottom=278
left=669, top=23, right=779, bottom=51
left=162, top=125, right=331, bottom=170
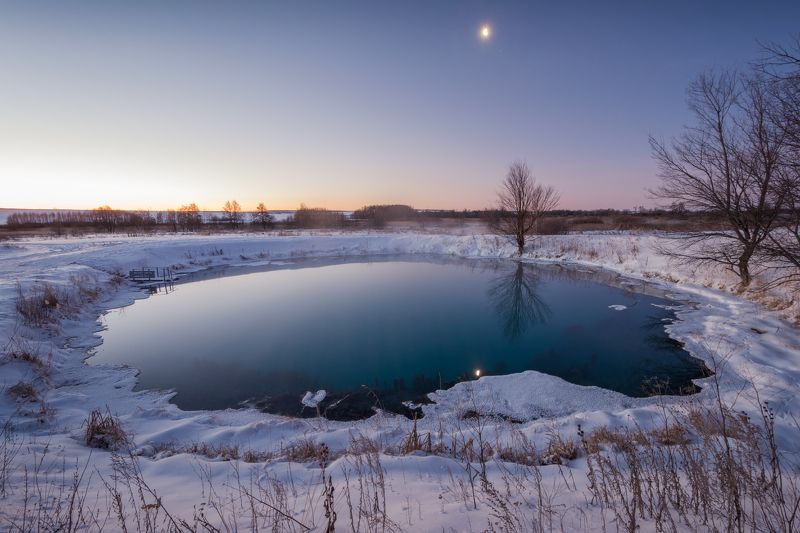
left=3, top=203, right=710, bottom=233
left=6, top=208, right=157, bottom=231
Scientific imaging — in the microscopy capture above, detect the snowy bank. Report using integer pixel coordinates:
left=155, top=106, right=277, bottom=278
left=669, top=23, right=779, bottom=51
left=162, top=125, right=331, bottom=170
left=1, top=230, right=799, bottom=530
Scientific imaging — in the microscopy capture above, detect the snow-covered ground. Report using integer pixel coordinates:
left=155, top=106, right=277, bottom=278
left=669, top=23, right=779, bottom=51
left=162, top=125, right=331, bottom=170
left=1, top=230, right=798, bottom=531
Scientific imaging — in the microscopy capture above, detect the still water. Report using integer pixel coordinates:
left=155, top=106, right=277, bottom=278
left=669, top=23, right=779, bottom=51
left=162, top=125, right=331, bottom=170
left=91, top=258, right=708, bottom=419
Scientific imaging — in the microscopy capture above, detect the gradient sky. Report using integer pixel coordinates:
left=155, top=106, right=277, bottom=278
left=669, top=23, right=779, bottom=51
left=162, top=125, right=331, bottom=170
left=2, top=1, right=799, bottom=211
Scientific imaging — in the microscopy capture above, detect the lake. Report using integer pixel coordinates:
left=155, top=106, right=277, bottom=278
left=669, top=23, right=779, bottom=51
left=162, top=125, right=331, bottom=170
left=91, top=258, right=709, bottom=419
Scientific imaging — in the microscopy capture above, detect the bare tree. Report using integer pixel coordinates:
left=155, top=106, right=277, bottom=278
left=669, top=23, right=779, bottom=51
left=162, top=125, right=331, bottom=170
left=758, top=36, right=800, bottom=154
left=92, top=205, right=117, bottom=233
left=650, top=71, right=789, bottom=286
left=492, top=161, right=560, bottom=254
left=222, top=200, right=242, bottom=229
left=254, top=202, right=273, bottom=230
left=762, top=182, right=800, bottom=284
left=757, top=39, right=800, bottom=284
left=177, top=203, right=202, bottom=231
left=165, top=209, right=178, bottom=232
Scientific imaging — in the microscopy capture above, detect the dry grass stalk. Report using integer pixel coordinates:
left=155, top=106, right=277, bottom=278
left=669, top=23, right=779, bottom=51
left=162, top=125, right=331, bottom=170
left=84, top=410, right=128, bottom=450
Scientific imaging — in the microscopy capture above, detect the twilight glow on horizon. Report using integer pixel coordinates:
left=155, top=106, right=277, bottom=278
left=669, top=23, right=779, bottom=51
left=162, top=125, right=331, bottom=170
left=1, top=1, right=799, bottom=212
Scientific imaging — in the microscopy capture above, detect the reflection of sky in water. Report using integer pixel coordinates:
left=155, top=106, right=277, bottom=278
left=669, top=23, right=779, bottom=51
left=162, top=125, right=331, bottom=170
left=91, top=260, right=707, bottom=414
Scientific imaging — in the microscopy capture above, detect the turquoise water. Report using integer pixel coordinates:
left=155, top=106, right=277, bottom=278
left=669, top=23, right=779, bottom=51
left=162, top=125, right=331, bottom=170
left=91, top=258, right=708, bottom=419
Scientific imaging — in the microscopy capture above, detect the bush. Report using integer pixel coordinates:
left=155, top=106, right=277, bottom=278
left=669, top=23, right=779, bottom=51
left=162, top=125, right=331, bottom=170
left=537, top=217, right=570, bottom=235
left=352, top=204, right=417, bottom=228
left=290, top=205, right=348, bottom=228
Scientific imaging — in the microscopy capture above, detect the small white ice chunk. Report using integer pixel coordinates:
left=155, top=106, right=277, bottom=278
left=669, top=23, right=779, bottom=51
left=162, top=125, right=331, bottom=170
left=301, top=389, right=327, bottom=408
left=608, top=304, right=627, bottom=311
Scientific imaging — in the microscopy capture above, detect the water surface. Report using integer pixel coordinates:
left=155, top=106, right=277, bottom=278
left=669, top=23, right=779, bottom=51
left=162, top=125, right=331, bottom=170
left=91, top=258, right=708, bottom=419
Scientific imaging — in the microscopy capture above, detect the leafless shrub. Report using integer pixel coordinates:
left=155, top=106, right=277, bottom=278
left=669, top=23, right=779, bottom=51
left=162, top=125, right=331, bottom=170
left=84, top=410, right=128, bottom=450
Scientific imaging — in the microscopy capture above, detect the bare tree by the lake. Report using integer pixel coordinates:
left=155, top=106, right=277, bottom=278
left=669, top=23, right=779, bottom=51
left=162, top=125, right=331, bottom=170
left=762, top=180, right=800, bottom=284
left=757, top=38, right=800, bottom=283
left=254, top=202, right=273, bottom=230
left=222, top=200, right=242, bottom=229
left=492, top=161, right=560, bottom=254
left=650, top=71, right=790, bottom=286
left=759, top=36, right=800, bottom=154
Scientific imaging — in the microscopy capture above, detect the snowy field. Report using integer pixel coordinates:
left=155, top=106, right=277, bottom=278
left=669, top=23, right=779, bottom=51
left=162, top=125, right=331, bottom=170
left=1, top=230, right=799, bottom=531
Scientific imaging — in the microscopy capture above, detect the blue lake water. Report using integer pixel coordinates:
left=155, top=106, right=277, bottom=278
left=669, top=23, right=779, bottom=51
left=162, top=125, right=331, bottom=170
left=91, top=258, right=709, bottom=419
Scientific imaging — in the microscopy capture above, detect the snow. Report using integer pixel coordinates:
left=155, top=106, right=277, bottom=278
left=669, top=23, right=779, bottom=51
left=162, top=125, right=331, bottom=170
left=1, top=229, right=799, bottom=530
left=302, top=390, right=328, bottom=408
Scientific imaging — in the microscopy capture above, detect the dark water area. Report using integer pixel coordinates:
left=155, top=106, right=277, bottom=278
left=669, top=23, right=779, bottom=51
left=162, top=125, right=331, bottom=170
left=91, top=258, right=710, bottom=420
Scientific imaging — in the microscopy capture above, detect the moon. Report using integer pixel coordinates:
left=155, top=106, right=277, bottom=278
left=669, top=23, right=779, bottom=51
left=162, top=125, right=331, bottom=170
left=479, top=24, right=491, bottom=41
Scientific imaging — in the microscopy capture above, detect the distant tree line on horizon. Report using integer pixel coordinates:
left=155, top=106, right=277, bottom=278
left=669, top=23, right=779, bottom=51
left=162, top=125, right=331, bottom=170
left=3, top=202, right=725, bottom=232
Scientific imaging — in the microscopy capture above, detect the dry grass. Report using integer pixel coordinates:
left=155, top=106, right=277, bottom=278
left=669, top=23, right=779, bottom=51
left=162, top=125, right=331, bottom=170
left=347, top=432, right=382, bottom=456
left=684, top=403, right=754, bottom=441
left=1, top=391, right=797, bottom=532
left=541, top=431, right=579, bottom=465
left=15, top=283, right=62, bottom=327
left=7, top=382, right=37, bottom=403
left=4, top=342, right=52, bottom=378
left=651, top=422, right=691, bottom=446
left=84, top=410, right=128, bottom=450
left=283, top=438, right=332, bottom=465
left=15, top=275, right=103, bottom=329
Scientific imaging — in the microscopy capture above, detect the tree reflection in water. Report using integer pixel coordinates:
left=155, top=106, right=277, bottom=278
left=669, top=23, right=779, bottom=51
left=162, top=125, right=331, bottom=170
left=488, top=262, right=552, bottom=340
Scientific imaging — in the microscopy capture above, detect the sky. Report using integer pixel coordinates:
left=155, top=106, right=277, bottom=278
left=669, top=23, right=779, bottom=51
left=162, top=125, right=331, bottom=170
left=1, top=1, right=799, bottom=212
